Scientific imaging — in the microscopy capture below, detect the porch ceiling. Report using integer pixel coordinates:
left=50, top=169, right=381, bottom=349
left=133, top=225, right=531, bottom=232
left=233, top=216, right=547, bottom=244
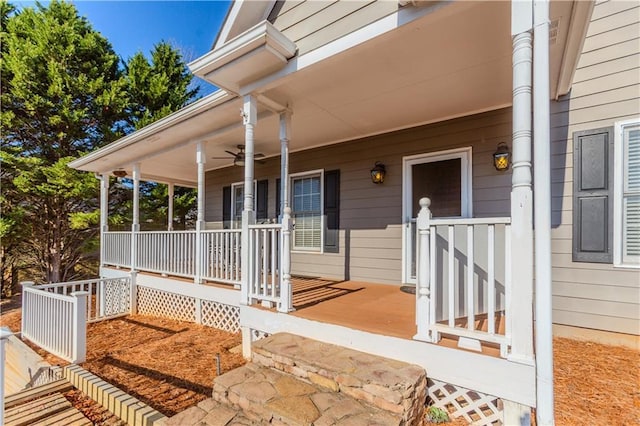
left=72, top=1, right=578, bottom=187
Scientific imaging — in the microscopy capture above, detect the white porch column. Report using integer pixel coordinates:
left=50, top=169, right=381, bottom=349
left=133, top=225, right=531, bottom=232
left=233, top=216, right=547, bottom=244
left=167, top=182, right=174, bottom=231
left=131, top=163, right=141, bottom=272
left=195, top=142, right=206, bottom=284
left=279, top=112, right=291, bottom=216
left=534, top=0, right=554, bottom=424
left=241, top=95, right=257, bottom=305
left=509, top=0, right=535, bottom=365
left=99, top=173, right=109, bottom=268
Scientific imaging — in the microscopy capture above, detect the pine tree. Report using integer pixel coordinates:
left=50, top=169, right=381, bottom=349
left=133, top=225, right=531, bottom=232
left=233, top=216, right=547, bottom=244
left=1, top=1, right=127, bottom=284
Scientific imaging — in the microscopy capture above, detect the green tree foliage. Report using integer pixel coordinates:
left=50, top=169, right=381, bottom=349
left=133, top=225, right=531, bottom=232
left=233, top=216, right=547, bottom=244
left=1, top=1, right=198, bottom=290
left=124, top=42, right=199, bottom=130
left=1, top=1, right=127, bottom=286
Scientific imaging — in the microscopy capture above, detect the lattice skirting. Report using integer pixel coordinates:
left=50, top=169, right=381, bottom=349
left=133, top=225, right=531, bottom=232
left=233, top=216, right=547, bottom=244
left=136, top=285, right=240, bottom=333
left=103, top=278, right=130, bottom=316
left=427, top=378, right=503, bottom=426
left=137, top=286, right=196, bottom=322
left=201, top=300, right=240, bottom=333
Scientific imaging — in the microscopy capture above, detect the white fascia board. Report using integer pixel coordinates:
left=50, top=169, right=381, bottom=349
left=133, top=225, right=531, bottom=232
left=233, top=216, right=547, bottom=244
left=555, top=0, right=595, bottom=98
left=189, top=20, right=296, bottom=80
left=213, top=0, right=276, bottom=50
left=68, top=90, right=234, bottom=171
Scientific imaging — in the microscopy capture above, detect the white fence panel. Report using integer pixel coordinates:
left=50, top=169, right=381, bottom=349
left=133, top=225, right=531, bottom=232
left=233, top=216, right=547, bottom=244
left=38, top=277, right=130, bottom=322
left=248, top=224, right=282, bottom=305
left=21, top=285, right=86, bottom=363
left=135, top=231, right=196, bottom=278
left=103, top=232, right=132, bottom=267
left=201, top=230, right=242, bottom=285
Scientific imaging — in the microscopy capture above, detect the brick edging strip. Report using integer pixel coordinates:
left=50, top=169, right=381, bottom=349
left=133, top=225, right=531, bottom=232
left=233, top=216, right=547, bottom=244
left=63, top=364, right=167, bottom=426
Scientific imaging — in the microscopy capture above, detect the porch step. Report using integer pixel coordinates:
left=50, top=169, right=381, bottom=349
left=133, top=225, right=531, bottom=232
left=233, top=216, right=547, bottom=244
left=251, top=333, right=427, bottom=425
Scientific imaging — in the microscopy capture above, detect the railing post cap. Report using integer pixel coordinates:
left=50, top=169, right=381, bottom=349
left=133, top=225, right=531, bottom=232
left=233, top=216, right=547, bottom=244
left=20, top=281, right=35, bottom=287
left=70, top=291, right=90, bottom=297
left=419, top=197, right=431, bottom=209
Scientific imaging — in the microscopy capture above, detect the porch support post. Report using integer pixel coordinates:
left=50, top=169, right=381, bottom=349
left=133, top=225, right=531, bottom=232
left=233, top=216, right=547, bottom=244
left=131, top=163, right=141, bottom=272
left=241, top=95, right=257, bottom=305
left=99, top=173, right=109, bottom=268
left=509, top=0, right=535, bottom=367
left=167, top=182, right=174, bottom=231
left=414, top=197, right=435, bottom=343
left=195, top=142, right=206, bottom=284
left=278, top=207, right=294, bottom=312
left=279, top=112, right=291, bottom=216
left=533, top=0, right=554, bottom=424
left=0, top=328, right=10, bottom=426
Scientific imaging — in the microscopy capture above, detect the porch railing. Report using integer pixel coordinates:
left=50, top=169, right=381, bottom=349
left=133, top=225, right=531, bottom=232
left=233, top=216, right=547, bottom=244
left=414, top=198, right=511, bottom=356
left=103, top=231, right=132, bottom=267
left=201, top=229, right=242, bottom=284
left=248, top=223, right=282, bottom=304
left=135, top=231, right=197, bottom=278
left=20, top=277, right=131, bottom=363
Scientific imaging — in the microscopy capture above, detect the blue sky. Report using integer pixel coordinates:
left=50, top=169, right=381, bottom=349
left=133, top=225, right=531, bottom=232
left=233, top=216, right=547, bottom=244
left=16, top=1, right=232, bottom=94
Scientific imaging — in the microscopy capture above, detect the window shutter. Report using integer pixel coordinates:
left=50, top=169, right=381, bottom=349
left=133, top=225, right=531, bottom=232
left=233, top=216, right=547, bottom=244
left=256, top=180, right=268, bottom=221
left=276, top=178, right=281, bottom=218
left=222, top=186, right=231, bottom=229
left=324, top=169, right=340, bottom=253
left=573, top=127, right=613, bottom=263
left=623, top=126, right=640, bottom=261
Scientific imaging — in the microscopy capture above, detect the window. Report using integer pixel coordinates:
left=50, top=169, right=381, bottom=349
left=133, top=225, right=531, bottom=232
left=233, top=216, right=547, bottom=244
left=291, top=171, right=323, bottom=251
left=231, top=183, right=244, bottom=228
left=614, top=119, right=640, bottom=266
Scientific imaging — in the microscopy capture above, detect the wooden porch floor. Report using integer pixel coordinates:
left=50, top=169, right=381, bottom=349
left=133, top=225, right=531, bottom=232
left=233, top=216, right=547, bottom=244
left=288, top=277, right=504, bottom=357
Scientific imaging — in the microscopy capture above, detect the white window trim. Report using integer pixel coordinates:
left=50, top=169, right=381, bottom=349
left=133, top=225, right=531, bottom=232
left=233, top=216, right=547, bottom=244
left=290, top=169, right=325, bottom=254
left=613, top=118, right=640, bottom=268
left=402, top=146, right=474, bottom=223
left=230, top=180, right=257, bottom=229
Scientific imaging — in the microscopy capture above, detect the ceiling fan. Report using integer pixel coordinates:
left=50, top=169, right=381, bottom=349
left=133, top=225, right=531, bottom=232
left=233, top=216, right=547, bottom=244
left=211, top=145, right=265, bottom=166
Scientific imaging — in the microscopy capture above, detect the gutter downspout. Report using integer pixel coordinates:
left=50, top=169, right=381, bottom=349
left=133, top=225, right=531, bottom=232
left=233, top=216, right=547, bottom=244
left=533, top=0, right=554, bottom=424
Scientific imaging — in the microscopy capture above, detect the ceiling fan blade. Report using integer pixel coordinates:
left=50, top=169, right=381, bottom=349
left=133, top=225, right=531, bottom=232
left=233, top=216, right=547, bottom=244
left=224, top=150, right=238, bottom=157
left=255, top=153, right=265, bottom=158
left=211, top=156, right=233, bottom=159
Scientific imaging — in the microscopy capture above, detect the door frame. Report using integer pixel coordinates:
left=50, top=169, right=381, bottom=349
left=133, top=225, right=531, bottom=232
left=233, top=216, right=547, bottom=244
left=401, top=147, right=473, bottom=283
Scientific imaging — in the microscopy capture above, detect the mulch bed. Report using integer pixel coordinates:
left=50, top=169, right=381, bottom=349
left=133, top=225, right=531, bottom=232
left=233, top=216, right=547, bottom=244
left=2, top=292, right=639, bottom=424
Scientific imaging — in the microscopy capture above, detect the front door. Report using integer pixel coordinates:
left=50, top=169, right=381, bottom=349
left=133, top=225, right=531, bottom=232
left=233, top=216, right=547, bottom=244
left=402, top=147, right=472, bottom=283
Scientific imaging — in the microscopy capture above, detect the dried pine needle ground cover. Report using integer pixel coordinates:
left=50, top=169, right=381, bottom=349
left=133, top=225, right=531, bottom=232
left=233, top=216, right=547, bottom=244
left=2, top=293, right=639, bottom=423
left=82, top=315, right=245, bottom=416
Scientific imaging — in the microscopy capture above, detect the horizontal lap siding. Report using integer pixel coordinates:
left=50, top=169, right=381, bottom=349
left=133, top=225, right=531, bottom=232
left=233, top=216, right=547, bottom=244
left=205, top=109, right=513, bottom=284
left=270, top=0, right=398, bottom=55
left=549, top=1, right=640, bottom=335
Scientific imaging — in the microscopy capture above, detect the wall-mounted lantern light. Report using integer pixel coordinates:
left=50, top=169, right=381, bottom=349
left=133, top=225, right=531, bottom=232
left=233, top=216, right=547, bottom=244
left=371, top=162, right=386, bottom=184
left=112, top=169, right=127, bottom=178
left=493, top=143, right=510, bottom=171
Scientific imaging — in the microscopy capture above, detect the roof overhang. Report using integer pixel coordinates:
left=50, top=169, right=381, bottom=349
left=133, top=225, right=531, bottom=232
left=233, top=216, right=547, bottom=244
left=69, top=1, right=594, bottom=186
left=190, top=21, right=297, bottom=93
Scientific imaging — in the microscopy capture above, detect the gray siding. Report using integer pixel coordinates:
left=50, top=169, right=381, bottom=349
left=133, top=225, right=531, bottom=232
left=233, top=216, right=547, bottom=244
left=549, top=1, right=640, bottom=335
left=270, top=0, right=399, bottom=55
left=205, top=108, right=513, bottom=284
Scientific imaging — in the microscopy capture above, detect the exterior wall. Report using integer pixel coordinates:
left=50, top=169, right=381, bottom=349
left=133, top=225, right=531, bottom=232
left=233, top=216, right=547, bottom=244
left=549, top=0, right=640, bottom=336
left=205, top=108, right=513, bottom=284
left=269, top=0, right=399, bottom=55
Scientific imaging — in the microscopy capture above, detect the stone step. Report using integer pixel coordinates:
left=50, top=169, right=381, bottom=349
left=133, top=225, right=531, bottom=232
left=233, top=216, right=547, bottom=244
left=212, top=363, right=403, bottom=426
left=251, top=333, right=427, bottom=425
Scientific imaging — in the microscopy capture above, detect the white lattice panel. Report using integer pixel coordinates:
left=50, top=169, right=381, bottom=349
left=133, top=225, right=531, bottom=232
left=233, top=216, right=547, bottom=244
left=428, top=379, right=503, bottom=426
left=201, top=300, right=240, bottom=333
left=103, top=278, right=130, bottom=316
left=137, top=286, right=196, bottom=322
